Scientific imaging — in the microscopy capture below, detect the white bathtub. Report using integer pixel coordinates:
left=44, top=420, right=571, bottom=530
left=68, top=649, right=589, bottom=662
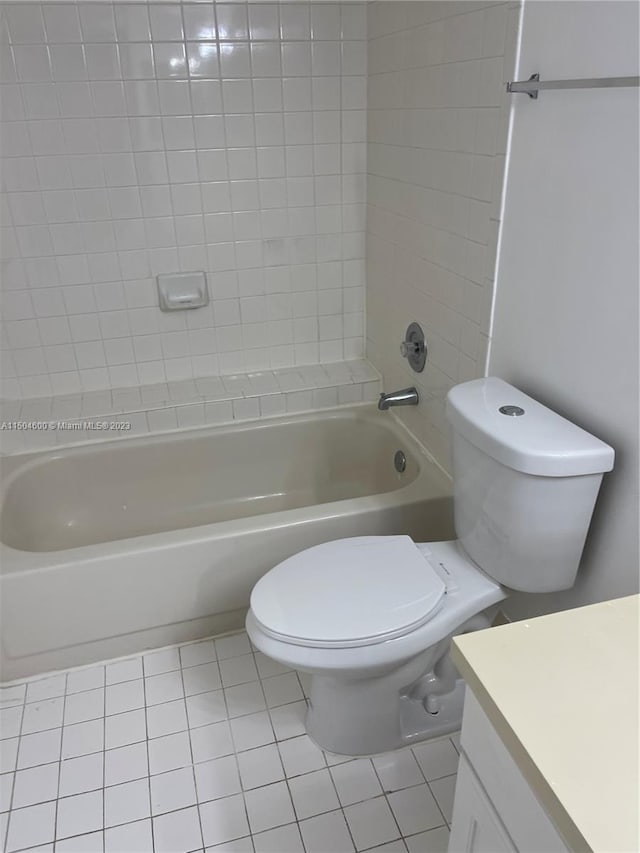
left=0, top=405, right=453, bottom=681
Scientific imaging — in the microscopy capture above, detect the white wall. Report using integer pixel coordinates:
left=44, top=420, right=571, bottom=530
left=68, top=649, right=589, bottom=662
left=489, top=0, right=640, bottom=615
left=0, top=2, right=367, bottom=400
left=365, top=1, right=520, bottom=469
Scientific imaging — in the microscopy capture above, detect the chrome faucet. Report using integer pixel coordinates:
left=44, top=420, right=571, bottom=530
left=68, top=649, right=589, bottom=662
left=378, top=387, right=419, bottom=410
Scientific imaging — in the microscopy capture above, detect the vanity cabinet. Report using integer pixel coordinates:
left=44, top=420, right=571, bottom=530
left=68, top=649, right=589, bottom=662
left=449, top=691, right=569, bottom=853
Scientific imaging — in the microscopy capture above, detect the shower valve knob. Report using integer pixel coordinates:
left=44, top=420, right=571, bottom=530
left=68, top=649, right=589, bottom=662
left=400, top=322, right=427, bottom=373
left=400, top=341, right=421, bottom=358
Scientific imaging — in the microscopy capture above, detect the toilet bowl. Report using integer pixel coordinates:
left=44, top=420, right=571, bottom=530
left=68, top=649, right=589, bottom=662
left=247, top=536, right=507, bottom=755
left=246, top=378, right=615, bottom=756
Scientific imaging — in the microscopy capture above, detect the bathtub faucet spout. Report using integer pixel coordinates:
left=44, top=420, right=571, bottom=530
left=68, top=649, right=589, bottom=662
left=378, top=387, right=419, bottom=411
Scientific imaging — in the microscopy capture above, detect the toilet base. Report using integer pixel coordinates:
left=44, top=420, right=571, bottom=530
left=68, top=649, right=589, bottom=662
left=305, top=663, right=467, bottom=756
left=398, top=678, right=466, bottom=746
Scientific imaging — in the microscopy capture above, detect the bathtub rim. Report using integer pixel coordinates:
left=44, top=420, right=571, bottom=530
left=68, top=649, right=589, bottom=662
left=0, top=404, right=453, bottom=573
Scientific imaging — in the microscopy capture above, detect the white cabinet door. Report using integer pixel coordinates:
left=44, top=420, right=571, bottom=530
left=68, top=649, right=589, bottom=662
left=448, top=756, right=516, bottom=853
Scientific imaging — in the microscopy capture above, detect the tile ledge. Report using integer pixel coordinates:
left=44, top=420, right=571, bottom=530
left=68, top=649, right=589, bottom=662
left=0, top=360, right=382, bottom=456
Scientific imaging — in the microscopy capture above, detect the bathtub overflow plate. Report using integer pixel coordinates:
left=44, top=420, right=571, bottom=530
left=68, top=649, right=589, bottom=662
left=394, top=450, right=407, bottom=473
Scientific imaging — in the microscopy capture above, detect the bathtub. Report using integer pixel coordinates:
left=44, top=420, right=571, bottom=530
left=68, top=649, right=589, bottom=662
left=0, top=405, right=454, bottom=681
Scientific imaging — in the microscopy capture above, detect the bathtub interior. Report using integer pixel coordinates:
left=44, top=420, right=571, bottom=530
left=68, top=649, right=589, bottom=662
left=1, top=409, right=421, bottom=553
left=0, top=406, right=456, bottom=680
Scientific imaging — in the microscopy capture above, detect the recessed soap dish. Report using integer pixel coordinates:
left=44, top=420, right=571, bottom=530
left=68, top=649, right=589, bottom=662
left=157, top=272, right=209, bottom=311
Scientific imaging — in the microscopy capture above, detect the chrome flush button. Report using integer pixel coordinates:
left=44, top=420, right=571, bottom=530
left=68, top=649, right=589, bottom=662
left=499, top=405, right=525, bottom=416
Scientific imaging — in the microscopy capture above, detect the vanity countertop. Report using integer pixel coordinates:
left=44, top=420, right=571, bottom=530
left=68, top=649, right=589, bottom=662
left=451, top=594, right=639, bottom=853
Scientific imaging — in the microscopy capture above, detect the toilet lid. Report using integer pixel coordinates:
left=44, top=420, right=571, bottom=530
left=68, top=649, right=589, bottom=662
left=250, top=536, right=446, bottom=648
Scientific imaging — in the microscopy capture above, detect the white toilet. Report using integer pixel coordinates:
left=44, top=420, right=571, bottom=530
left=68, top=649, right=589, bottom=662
left=246, top=378, right=614, bottom=756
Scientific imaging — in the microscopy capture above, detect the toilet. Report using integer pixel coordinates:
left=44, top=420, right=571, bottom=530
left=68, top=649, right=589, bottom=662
left=246, top=378, right=615, bottom=756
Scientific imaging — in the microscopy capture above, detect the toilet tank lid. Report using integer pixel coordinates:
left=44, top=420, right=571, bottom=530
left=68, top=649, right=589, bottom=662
left=446, top=378, right=615, bottom=477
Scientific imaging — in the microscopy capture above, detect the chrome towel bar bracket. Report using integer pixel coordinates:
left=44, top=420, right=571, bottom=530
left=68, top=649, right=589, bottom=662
left=506, top=72, right=640, bottom=99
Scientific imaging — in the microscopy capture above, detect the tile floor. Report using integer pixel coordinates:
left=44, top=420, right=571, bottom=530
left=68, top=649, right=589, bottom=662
left=0, top=631, right=459, bottom=853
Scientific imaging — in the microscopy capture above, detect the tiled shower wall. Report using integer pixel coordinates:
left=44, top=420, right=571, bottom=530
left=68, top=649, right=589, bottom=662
left=0, top=2, right=367, bottom=400
left=365, top=1, right=520, bottom=469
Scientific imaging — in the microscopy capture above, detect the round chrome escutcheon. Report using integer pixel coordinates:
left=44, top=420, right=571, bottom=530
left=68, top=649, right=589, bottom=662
left=499, top=405, right=525, bottom=416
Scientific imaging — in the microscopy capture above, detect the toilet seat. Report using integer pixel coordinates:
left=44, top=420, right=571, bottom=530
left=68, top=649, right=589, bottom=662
left=250, top=535, right=446, bottom=649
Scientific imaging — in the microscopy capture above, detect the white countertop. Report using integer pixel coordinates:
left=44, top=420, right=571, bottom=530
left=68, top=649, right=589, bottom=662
left=451, top=594, right=640, bottom=853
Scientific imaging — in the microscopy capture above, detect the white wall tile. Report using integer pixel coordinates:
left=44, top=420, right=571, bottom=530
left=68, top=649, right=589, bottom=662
left=1, top=2, right=367, bottom=400
left=365, top=2, right=514, bottom=469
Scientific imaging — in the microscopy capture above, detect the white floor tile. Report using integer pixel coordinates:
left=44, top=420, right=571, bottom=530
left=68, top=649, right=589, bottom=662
left=299, top=809, right=355, bottom=853
left=147, top=699, right=189, bottom=739
left=0, top=685, right=26, bottom=708
left=278, top=735, right=326, bottom=777
left=428, top=775, right=457, bottom=824
left=105, top=778, right=151, bottom=828
left=214, top=634, right=251, bottom=661
left=186, top=690, right=228, bottom=729
left=0, top=738, right=19, bottom=774
left=362, top=840, right=407, bottom=852
left=61, top=719, right=103, bottom=759
left=261, top=674, right=304, bottom=708
left=253, top=653, right=291, bottom=680
left=26, top=676, right=66, bottom=703
left=373, top=750, right=424, bottom=793
left=12, top=763, right=58, bottom=809
left=180, top=640, right=217, bottom=669
left=0, top=771, right=13, bottom=812
left=194, top=755, right=242, bottom=803
left=148, top=731, right=192, bottom=775
left=253, top=822, right=304, bottom=853
left=244, top=780, right=295, bottom=834
left=66, top=667, right=105, bottom=695
left=323, top=750, right=354, bottom=767
left=144, top=648, right=182, bottom=677
left=449, top=733, right=461, bottom=754
left=105, top=708, right=147, bottom=749
left=404, top=825, right=450, bottom=853
left=288, top=768, right=340, bottom=820
left=205, top=837, right=253, bottom=853
left=224, top=683, right=266, bottom=719
left=183, top=663, right=223, bottom=697
left=64, top=688, right=105, bottom=726
left=387, top=784, right=445, bottom=836
left=145, top=671, right=185, bottom=706
left=6, top=801, right=56, bottom=852
left=56, top=829, right=104, bottom=852
left=153, top=805, right=203, bottom=853
left=237, top=744, right=284, bottom=790
left=151, top=766, right=197, bottom=815
left=56, top=789, right=103, bottom=839
left=104, top=742, right=148, bottom=786
left=59, top=752, right=104, bottom=798
left=190, top=721, right=234, bottom=764
left=104, top=818, right=153, bottom=853
left=219, top=655, right=259, bottom=689
left=344, top=796, right=400, bottom=851
left=17, top=730, right=61, bottom=770
left=411, top=739, right=459, bottom=782
left=105, top=658, right=143, bottom=686
left=105, top=680, right=145, bottom=716
left=268, top=702, right=307, bottom=741
left=21, top=698, right=64, bottom=735
left=330, top=759, right=382, bottom=806
left=0, top=707, right=22, bottom=739
left=200, top=793, right=251, bottom=847
left=229, top=712, right=275, bottom=752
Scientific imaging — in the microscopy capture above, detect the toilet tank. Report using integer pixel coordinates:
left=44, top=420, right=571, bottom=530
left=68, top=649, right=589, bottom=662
left=446, top=378, right=615, bottom=593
